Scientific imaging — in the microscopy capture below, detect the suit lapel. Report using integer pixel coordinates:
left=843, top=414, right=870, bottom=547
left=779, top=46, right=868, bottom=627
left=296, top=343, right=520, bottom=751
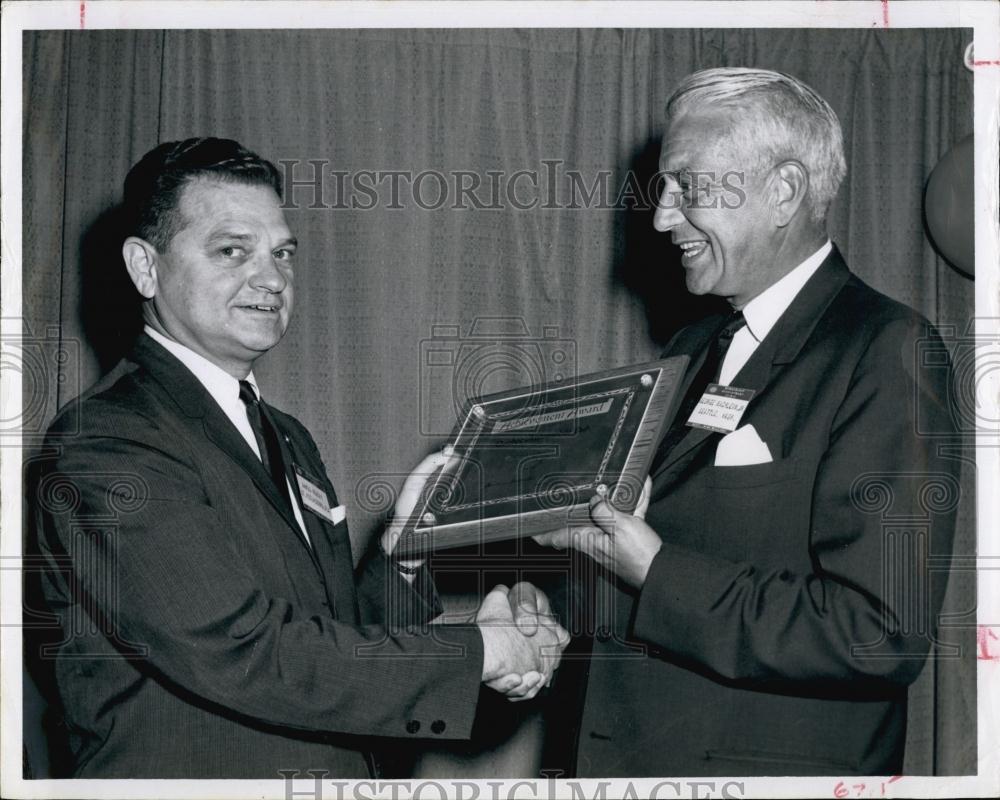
left=647, top=319, right=726, bottom=479
left=133, top=334, right=358, bottom=620
left=651, top=247, right=852, bottom=483
left=204, top=414, right=307, bottom=539
left=276, top=426, right=360, bottom=623
left=653, top=336, right=780, bottom=479
left=131, top=335, right=314, bottom=550
left=766, top=246, right=851, bottom=366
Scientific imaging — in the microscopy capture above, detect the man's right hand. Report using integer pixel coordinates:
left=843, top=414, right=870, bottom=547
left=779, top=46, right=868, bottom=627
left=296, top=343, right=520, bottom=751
left=476, top=583, right=568, bottom=702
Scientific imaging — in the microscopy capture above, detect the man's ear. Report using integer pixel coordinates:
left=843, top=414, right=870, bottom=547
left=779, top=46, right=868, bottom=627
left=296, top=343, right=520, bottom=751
left=122, top=237, right=160, bottom=299
left=771, top=160, right=810, bottom=228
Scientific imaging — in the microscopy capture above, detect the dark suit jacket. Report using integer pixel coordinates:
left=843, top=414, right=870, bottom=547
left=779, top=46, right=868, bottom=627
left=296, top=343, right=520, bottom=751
left=571, top=248, right=959, bottom=776
left=29, top=334, right=485, bottom=778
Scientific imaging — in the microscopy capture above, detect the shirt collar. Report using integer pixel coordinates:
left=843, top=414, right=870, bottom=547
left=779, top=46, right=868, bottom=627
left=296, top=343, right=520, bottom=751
left=144, top=325, right=260, bottom=405
left=739, top=240, right=833, bottom=343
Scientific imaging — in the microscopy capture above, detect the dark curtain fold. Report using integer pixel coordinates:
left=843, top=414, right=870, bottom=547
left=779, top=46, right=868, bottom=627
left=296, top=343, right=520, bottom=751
left=22, top=27, right=975, bottom=776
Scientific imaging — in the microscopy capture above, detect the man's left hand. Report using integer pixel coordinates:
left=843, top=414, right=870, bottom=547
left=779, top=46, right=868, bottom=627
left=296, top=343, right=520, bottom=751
left=381, top=447, right=459, bottom=576
left=483, top=582, right=567, bottom=702
left=533, top=476, right=659, bottom=589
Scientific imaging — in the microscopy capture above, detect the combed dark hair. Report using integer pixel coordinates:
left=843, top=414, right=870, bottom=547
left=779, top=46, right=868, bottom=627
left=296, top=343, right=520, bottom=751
left=122, top=138, right=283, bottom=251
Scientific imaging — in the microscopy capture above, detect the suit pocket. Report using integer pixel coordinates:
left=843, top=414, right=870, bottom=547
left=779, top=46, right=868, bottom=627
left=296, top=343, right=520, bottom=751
left=315, top=517, right=352, bottom=554
left=705, top=748, right=858, bottom=775
left=701, top=457, right=811, bottom=564
left=704, top=456, right=801, bottom=488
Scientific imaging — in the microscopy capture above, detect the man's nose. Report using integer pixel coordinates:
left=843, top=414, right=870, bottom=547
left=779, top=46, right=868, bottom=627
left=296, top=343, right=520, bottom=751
left=653, top=185, right=685, bottom=232
left=249, top=254, right=288, bottom=293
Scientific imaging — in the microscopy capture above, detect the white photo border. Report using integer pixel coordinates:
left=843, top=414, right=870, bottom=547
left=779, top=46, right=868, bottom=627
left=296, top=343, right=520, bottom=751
left=2, top=2, right=998, bottom=798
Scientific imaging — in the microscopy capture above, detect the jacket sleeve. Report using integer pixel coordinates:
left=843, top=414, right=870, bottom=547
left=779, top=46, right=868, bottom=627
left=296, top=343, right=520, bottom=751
left=35, top=400, right=484, bottom=740
left=355, top=546, right=445, bottom=630
left=631, top=316, right=959, bottom=689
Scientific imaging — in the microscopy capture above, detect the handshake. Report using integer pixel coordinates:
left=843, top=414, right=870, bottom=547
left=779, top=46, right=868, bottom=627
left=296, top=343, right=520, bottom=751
left=475, top=582, right=569, bottom=702
left=383, top=449, right=569, bottom=702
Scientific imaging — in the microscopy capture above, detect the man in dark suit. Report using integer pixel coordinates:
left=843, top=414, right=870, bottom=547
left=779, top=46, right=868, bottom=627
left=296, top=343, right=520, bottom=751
left=535, top=68, right=959, bottom=776
left=29, top=138, right=566, bottom=778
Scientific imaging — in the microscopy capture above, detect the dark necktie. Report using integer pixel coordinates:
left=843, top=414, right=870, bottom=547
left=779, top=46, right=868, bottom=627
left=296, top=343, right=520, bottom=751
left=239, top=380, right=293, bottom=508
left=651, top=310, right=747, bottom=470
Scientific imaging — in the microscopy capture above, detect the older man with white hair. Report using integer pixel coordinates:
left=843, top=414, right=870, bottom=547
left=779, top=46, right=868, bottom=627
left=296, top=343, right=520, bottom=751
left=535, top=68, right=958, bottom=776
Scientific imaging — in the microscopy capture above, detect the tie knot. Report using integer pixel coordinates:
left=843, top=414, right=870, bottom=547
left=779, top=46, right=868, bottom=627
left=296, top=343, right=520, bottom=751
left=719, top=311, right=746, bottom=342
left=238, top=380, right=258, bottom=407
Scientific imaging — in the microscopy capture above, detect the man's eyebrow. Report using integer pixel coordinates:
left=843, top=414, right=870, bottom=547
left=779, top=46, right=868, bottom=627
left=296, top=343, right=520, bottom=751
left=206, top=231, right=256, bottom=243
left=205, top=231, right=297, bottom=249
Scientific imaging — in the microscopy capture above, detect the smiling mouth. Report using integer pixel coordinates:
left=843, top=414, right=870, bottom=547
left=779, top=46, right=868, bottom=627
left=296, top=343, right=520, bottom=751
left=677, top=240, right=710, bottom=261
left=240, top=304, right=282, bottom=313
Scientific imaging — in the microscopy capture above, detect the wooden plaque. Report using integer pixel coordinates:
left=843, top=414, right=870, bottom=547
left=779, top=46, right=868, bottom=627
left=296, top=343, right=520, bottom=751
left=394, top=356, right=689, bottom=555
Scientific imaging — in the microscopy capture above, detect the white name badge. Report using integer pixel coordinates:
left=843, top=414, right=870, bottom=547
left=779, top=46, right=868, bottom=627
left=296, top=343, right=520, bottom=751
left=687, top=383, right=756, bottom=434
left=293, top=465, right=333, bottom=520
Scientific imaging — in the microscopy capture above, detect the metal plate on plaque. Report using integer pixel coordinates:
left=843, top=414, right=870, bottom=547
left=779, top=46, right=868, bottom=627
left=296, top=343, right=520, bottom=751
left=395, top=356, right=689, bottom=555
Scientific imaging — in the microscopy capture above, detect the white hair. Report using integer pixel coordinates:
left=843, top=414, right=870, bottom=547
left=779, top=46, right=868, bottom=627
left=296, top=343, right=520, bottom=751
left=666, top=68, right=847, bottom=224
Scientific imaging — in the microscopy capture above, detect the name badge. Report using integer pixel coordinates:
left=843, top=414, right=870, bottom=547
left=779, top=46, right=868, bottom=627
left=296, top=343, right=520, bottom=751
left=293, top=464, right=333, bottom=520
left=686, top=384, right=756, bottom=434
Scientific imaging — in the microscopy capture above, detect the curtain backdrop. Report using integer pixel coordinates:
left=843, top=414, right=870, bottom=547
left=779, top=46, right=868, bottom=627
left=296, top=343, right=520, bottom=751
left=21, top=27, right=975, bottom=776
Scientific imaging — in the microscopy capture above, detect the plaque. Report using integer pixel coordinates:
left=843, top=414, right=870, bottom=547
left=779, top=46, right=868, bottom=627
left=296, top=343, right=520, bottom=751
left=394, top=356, right=689, bottom=555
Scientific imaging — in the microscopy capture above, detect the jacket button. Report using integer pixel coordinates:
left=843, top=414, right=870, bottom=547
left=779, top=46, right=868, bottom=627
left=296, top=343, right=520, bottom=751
left=405, top=720, right=420, bottom=734
left=431, top=720, right=446, bottom=734
left=596, top=627, right=612, bottom=643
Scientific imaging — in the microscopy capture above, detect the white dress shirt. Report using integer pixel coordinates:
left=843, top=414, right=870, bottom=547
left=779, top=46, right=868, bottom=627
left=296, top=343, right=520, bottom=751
left=718, top=241, right=833, bottom=386
left=144, top=326, right=311, bottom=544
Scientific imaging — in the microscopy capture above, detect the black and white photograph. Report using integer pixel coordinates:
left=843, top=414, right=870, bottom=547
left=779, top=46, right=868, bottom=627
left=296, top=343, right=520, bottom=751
left=2, top=2, right=998, bottom=798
